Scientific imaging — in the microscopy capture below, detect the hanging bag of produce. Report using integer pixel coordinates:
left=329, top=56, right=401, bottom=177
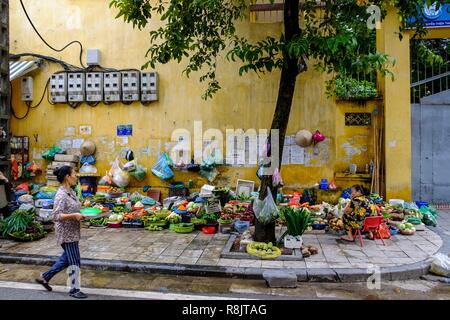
left=151, top=152, right=174, bottom=181
left=109, top=158, right=130, bottom=187
left=129, top=158, right=147, bottom=182
left=253, top=187, right=279, bottom=225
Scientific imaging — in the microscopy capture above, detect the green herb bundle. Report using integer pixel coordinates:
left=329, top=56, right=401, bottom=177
left=2, top=210, right=35, bottom=237
left=282, top=207, right=311, bottom=237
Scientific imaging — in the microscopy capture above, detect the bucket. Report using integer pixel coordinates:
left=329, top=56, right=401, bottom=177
left=415, top=201, right=428, bottom=208
left=79, top=176, right=97, bottom=196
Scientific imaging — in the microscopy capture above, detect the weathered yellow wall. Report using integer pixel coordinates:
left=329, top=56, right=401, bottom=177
left=377, top=6, right=412, bottom=201
left=9, top=0, right=375, bottom=195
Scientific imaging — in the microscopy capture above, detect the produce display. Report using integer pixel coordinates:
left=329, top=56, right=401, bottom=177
left=173, top=223, right=194, bottom=233
left=399, top=222, right=416, bottom=235
left=89, top=217, right=108, bottom=227
left=246, top=241, right=281, bottom=259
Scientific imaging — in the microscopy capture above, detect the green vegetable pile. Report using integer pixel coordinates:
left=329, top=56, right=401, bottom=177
left=282, top=207, right=310, bottom=237
left=2, top=209, right=36, bottom=237
left=247, top=241, right=281, bottom=259
left=89, top=217, right=108, bottom=226
left=145, top=225, right=163, bottom=231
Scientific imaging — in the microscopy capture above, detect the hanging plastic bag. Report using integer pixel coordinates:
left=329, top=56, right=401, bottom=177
left=79, top=163, right=97, bottom=173
left=124, top=160, right=136, bottom=172
left=253, top=188, right=279, bottom=225
left=109, top=158, right=123, bottom=177
left=99, top=171, right=112, bottom=186
left=112, top=171, right=130, bottom=188
left=42, top=145, right=63, bottom=161
left=272, top=168, right=284, bottom=187
left=430, top=253, right=450, bottom=278
left=80, top=155, right=96, bottom=165
left=130, top=162, right=147, bottom=181
left=151, top=152, right=174, bottom=181
left=200, top=167, right=219, bottom=182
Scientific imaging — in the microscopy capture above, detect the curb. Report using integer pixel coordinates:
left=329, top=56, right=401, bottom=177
left=0, top=252, right=433, bottom=283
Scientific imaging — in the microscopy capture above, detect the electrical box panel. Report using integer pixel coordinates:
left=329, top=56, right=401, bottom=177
left=141, top=72, right=158, bottom=102
left=21, top=76, right=33, bottom=102
left=104, top=72, right=121, bottom=102
left=67, top=73, right=85, bottom=102
left=121, top=71, right=140, bottom=102
left=85, top=72, right=103, bottom=102
left=50, top=73, right=67, bottom=103
left=86, top=49, right=101, bottom=66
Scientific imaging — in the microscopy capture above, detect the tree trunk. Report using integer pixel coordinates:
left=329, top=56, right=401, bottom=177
left=254, top=0, right=301, bottom=244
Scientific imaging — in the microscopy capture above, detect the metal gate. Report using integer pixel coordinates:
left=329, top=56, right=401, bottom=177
left=411, top=39, right=450, bottom=205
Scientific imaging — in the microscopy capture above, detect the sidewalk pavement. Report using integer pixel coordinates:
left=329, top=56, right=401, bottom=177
left=0, top=211, right=448, bottom=283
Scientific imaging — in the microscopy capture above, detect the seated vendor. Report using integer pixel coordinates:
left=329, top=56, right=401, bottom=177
left=340, top=185, right=371, bottom=242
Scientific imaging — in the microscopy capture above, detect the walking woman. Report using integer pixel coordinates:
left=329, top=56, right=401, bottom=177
left=35, top=166, right=88, bottom=299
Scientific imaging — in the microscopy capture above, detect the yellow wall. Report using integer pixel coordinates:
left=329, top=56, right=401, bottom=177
left=9, top=0, right=376, bottom=195
left=377, top=6, right=412, bottom=201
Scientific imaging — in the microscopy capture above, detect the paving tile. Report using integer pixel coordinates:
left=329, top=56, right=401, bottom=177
left=305, top=262, right=330, bottom=269
left=217, top=258, right=241, bottom=267
left=175, top=257, right=199, bottom=265
left=261, top=261, right=284, bottom=269
left=196, top=258, right=219, bottom=266
left=179, top=249, right=204, bottom=259
left=282, top=261, right=306, bottom=269
left=239, top=259, right=262, bottom=268
left=329, top=262, right=352, bottom=269
left=155, top=256, right=177, bottom=264
left=160, top=248, right=184, bottom=257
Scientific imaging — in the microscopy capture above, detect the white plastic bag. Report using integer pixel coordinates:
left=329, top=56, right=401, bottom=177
left=430, top=253, right=450, bottom=278
left=79, top=162, right=97, bottom=173
left=112, top=171, right=130, bottom=188
left=253, top=187, right=279, bottom=225
left=109, top=158, right=122, bottom=177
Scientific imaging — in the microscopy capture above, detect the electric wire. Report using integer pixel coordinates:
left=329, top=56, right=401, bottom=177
left=19, top=0, right=86, bottom=68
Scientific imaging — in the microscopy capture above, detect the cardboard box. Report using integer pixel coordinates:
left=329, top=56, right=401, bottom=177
left=54, top=154, right=80, bottom=162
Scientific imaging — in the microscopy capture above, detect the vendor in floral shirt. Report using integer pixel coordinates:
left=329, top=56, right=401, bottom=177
left=34, top=166, right=88, bottom=299
left=340, top=185, right=372, bottom=242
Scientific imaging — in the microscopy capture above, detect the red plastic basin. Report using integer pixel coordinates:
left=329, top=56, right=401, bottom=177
left=202, top=226, right=216, bottom=234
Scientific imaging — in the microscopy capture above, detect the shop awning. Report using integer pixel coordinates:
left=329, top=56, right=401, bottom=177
left=9, top=59, right=43, bottom=81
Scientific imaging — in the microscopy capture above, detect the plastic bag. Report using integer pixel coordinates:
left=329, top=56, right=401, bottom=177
left=272, top=168, right=284, bottom=187
left=18, top=194, right=34, bottom=204
left=422, top=212, right=438, bottom=227
left=79, top=163, right=97, bottom=173
left=430, top=253, right=450, bottom=278
left=124, top=161, right=136, bottom=172
left=253, top=188, right=279, bottom=225
left=151, top=152, right=174, bottom=181
left=80, top=155, right=96, bottom=165
left=112, top=171, right=130, bottom=188
left=130, top=163, right=147, bottom=181
left=99, top=171, right=112, bottom=186
left=42, top=145, right=63, bottom=161
left=109, top=158, right=122, bottom=177
left=34, top=191, right=56, bottom=199
left=200, top=168, right=218, bottom=182
left=16, top=183, right=30, bottom=192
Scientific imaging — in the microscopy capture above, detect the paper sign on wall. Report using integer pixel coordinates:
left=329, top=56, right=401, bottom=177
left=79, top=125, right=92, bottom=135
left=117, top=124, right=133, bottom=136
left=72, top=139, right=85, bottom=149
left=290, top=145, right=305, bottom=165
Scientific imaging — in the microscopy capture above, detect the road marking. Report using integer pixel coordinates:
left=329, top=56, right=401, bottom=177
left=0, top=281, right=248, bottom=300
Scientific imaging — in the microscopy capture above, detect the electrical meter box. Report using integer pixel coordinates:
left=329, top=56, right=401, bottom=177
left=21, top=76, right=33, bottom=101
left=86, top=72, right=103, bottom=102
left=141, top=72, right=158, bottom=102
left=50, top=73, right=67, bottom=103
left=104, top=72, right=121, bottom=102
left=67, top=73, right=85, bottom=102
left=121, top=71, right=140, bottom=102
